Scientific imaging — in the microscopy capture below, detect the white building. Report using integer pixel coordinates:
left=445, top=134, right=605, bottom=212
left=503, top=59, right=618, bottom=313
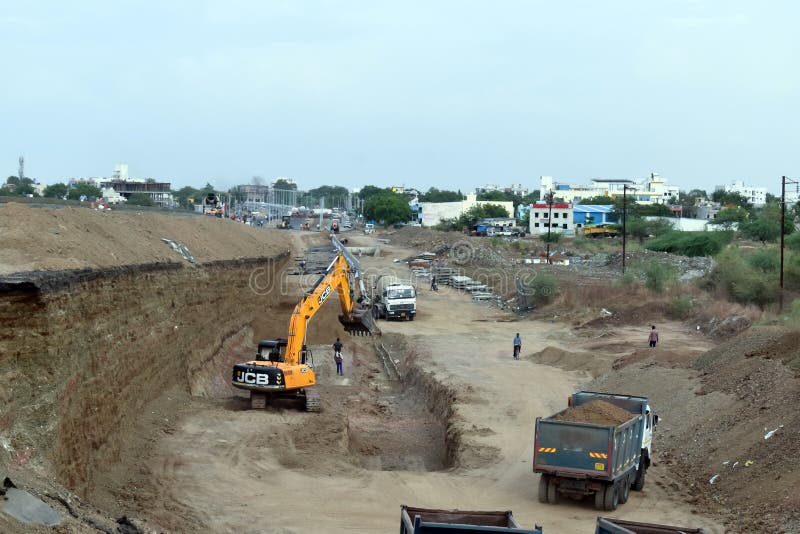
left=716, top=180, right=767, bottom=206
left=540, top=172, right=679, bottom=205
left=529, top=202, right=575, bottom=234
left=418, top=193, right=514, bottom=227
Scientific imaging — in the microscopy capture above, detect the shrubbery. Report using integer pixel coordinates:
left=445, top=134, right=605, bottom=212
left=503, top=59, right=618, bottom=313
left=520, top=273, right=559, bottom=306
left=704, top=248, right=778, bottom=308
left=645, top=231, right=732, bottom=257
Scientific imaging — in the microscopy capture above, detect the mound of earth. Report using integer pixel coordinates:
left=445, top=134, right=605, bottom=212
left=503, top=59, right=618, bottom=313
left=528, top=346, right=609, bottom=377
left=0, top=202, right=287, bottom=274
left=612, top=347, right=705, bottom=370
left=552, top=399, right=634, bottom=425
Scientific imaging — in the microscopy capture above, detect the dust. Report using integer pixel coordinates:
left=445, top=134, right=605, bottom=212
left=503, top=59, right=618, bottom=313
left=552, top=399, right=634, bottom=425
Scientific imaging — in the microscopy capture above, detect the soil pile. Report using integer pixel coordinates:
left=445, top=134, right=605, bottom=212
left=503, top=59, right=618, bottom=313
left=0, top=202, right=287, bottom=274
left=552, top=399, right=633, bottom=425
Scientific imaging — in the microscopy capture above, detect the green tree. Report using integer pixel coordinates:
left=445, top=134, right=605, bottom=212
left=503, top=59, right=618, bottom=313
left=358, top=185, right=390, bottom=202
left=273, top=178, right=297, bottom=190
left=687, top=189, right=708, bottom=200
left=710, top=206, right=749, bottom=230
left=174, top=186, right=200, bottom=209
left=578, top=195, right=615, bottom=205
left=127, top=193, right=154, bottom=206
left=739, top=218, right=781, bottom=244
left=363, top=193, right=411, bottom=226
left=419, top=187, right=464, bottom=202
left=43, top=183, right=69, bottom=199
left=68, top=183, right=101, bottom=200
left=711, top=190, right=753, bottom=211
left=540, top=232, right=562, bottom=244
left=6, top=176, right=20, bottom=186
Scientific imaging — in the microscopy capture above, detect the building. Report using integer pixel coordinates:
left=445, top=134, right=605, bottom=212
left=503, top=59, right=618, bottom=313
left=476, top=183, right=529, bottom=196
left=418, top=193, right=514, bottom=227
left=529, top=202, right=575, bottom=234
left=540, top=173, right=678, bottom=205
left=98, top=178, right=173, bottom=207
left=239, top=184, right=270, bottom=204
left=573, top=205, right=616, bottom=228
left=716, top=180, right=767, bottom=206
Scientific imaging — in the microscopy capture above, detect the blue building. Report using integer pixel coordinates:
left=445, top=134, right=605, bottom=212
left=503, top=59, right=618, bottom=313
left=573, top=205, right=617, bottom=227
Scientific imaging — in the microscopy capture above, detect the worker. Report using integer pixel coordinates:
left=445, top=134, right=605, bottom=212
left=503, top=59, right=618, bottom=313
left=333, top=337, right=344, bottom=375
left=513, top=333, right=522, bottom=360
left=430, top=275, right=438, bottom=291
left=648, top=325, right=659, bottom=348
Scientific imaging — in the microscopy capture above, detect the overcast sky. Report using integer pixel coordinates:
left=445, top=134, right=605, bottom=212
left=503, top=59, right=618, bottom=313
left=1, top=1, right=798, bottom=194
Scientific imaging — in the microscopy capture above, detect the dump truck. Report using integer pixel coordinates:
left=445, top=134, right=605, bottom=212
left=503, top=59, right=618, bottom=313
left=533, top=391, right=658, bottom=511
left=583, top=224, right=619, bottom=238
left=400, top=506, right=542, bottom=534
left=371, top=275, right=416, bottom=321
left=595, top=517, right=708, bottom=534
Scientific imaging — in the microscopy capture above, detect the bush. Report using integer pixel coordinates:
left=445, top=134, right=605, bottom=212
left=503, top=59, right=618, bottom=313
left=645, top=231, right=731, bottom=257
left=706, top=248, right=779, bottom=308
left=540, top=232, right=562, bottom=244
left=670, top=296, right=694, bottom=319
left=747, top=248, right=779, bottom=273
left=520, top=273, right=559, bottom=306
left=785, top=232, right=800, bottom=251
left=642, top=262, right=675, bottom=294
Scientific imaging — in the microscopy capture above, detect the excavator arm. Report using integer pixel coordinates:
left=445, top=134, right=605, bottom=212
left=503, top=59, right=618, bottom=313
left=282, top=236, right=378, bottom=365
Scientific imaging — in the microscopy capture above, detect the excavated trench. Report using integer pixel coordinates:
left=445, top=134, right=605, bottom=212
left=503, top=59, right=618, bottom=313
left=345, top=359, right=458, bottom=472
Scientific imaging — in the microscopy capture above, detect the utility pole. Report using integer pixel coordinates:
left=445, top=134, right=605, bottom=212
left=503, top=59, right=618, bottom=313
left=546, top=190, right=553, bottom=264
left=622, top=184, right=637, bottom=275
left=780, top=176, right=798, bottom=313
left=18, top=156, right=24, bottom=181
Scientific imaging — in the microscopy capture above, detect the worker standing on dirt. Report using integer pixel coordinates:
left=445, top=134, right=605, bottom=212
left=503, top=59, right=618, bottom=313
left=333, top=338, right=344, bottom=375
left=513, top=333, right=522, bottom=360
left=648, top=325, right=659, bottom=348
left=430, top=275, right=438, bottom=291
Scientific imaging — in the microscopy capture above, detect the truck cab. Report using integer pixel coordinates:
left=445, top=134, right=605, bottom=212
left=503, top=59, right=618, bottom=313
left=372, top=277, right=417, bottom=321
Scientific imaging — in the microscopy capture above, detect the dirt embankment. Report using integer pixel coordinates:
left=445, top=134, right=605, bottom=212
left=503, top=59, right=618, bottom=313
left=0, top=204, right=298, bottom=531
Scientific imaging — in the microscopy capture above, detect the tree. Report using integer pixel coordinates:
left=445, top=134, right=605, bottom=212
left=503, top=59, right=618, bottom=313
left=127, top=193, right=154, bottom=206
left=710, top=206, right=749, bottom=230
left=363, top=193, right=411, bottom=226
left=174, top=186, right=200, bottom=209
left=476, top=190, right=511, bottom=202
left=540, top=232, right=561, bottom=244
left=711, top=190, right=753, bottom=211
left=418, top=187, right=464, bottom=202
left=68, top=183, right=101, bottom=201
left=578, top=195, right=615, bottom=205
left=687, top=189, right=708, bottom=200
left=273, top=178, right=297, bottom=190
left=43, top=183, right=69, bottom=199
left=6, top=176, right=20, bottom=186
left=358, top=185, right=390, bottom=202
left=633, top=203, right=673, bottom=217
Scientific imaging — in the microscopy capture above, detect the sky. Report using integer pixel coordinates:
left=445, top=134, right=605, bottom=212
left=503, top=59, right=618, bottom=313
left=1, top=1, right=798, bottom=194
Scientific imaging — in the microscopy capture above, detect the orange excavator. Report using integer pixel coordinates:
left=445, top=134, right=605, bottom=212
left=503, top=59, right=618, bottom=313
left=231, top=236, right=379, bottom=411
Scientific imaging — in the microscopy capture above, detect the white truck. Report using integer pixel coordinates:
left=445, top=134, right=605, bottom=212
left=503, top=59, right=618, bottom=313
left=372, top=276, right=417, bottom=321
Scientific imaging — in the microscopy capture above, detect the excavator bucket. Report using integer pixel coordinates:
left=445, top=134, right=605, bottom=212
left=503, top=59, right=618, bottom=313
left=339, top=309, right=380, bottom=336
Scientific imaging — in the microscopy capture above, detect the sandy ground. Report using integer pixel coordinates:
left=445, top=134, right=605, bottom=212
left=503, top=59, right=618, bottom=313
left=133, top=236, right=724, bottom=533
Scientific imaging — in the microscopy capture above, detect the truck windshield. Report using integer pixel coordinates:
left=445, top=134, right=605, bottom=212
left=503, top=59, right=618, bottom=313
left=387, top=288, right=415, bottom=299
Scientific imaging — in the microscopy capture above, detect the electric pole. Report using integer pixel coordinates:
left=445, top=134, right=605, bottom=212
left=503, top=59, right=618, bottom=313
left=622, top=184, right=637, bottom=275
left=546, top=190, right=553, bottom=265
left=780, top=176, right=798, bottom=313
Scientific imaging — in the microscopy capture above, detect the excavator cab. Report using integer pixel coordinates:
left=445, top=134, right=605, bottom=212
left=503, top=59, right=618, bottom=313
left=256, top=339, right=287, bottom=362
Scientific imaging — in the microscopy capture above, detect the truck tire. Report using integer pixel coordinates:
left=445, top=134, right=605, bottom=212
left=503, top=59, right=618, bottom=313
left=603, top=483, right=619, bottom=511
left=594, top=486, right=606, bottom=510
left=632, top=459, right=646, bottom=491
left=538, top=475, right=549, bottom=504
left=619, top=476, right=631, bottom=504
left=547, top=477, right=559, bottom=504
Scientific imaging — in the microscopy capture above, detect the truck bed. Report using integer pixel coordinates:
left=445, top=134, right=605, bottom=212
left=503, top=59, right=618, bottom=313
left=400, top=506, right=542, bottom=533
left=596, top=517, right=708, bottom=534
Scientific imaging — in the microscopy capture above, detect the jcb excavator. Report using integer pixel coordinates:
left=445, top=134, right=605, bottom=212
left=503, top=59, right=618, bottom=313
left=231, top=236, right=379, bottom=411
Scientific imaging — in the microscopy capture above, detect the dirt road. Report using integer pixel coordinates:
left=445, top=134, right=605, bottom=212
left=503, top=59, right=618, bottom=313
left=135, top=238, right=723, bottom=533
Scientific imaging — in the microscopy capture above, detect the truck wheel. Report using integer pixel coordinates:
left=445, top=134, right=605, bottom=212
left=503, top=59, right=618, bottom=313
left=594, top=486, right=606, bottom=510
left=619, top=477, right=631, bottom=504
left=538, top=475, right=549, bottom=504
left=547, top=478, right=559, bottom=504
left=603, top=483, right=619, bottom=511
left=632, top=459, right=646, bottom=491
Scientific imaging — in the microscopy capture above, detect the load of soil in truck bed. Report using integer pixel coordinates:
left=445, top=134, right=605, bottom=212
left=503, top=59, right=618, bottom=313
left=552, top=399, right=634, bottom=425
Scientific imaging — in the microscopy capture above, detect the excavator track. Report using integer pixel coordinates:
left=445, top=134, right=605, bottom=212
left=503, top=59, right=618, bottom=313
left=304, top=387, right=321, bottom=412
left=250, top=392, right=267, bottom=410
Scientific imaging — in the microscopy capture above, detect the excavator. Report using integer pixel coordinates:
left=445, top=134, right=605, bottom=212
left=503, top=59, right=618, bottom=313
left=231, top=236, right=380, bottom=411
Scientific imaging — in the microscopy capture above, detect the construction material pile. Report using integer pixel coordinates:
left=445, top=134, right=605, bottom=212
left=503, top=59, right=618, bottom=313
left=552, top=399, right=633, bottom=425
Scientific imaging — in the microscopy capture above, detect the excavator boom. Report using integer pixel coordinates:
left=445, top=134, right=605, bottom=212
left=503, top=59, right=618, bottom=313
left=231, top=235, right=379, bottom=410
